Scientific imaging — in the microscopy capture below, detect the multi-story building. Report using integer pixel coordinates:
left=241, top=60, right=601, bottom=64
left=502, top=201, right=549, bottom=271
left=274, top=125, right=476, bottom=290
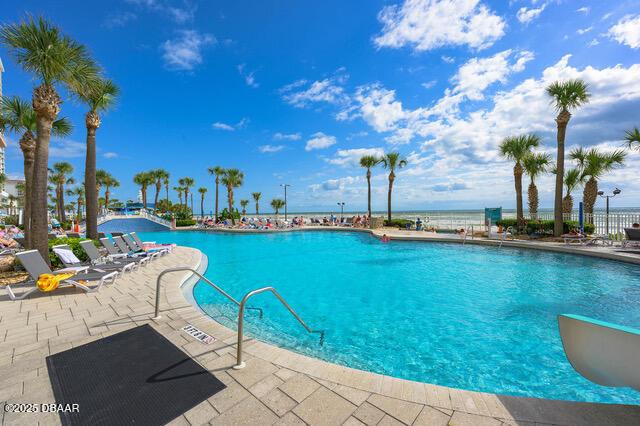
left=0, top=57, right=6, bottom=178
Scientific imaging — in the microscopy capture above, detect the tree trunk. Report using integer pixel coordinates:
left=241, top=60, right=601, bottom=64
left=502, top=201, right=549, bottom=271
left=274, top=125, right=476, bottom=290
left=514, top=163, right=524, bottom=227
left=105, top=188, right=110, bottom=211
left=59, top=185, right=66, bottom=223
left=255, top=201, right=259, bottom=215
left=387, top=173, right=394, bottom=222
left=200, top=196, right=204, bottom=218
left=553, top=110, right=571, bottom=236
left=154, top=182, right=161, bottom=211
left=583, top=177, right=598, bottom=223
left=367, top=169, right=372, bottom=219
left=84, top=112, right=100, bottom=240
left=228, top=187, right=235, bottom=225
left=528, top=181, right=538, bottom=219
left=142, top=188, right=147, bottom=209
left=31, top=84, right=61, bottom=263
left=562, top=194, right=573, bottom=214
left=19, top=132, right=36, bottom=248
left=165, top=184, right=169, bottom=203
left=215, top=178, right=219, bottom=221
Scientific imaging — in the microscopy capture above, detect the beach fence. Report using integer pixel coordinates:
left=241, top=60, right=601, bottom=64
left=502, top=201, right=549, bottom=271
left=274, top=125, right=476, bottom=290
left=535, top=212, right=640, bottom=239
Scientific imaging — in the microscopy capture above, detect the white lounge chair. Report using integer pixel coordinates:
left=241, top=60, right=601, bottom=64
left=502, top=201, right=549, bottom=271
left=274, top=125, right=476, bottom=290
left=100, top=237, right=151, bottom=266
left=130, top=232, right=173, bottom=253
left=7, top=250, right=118, bottom=300
left=558, top=314, right=640, bottom=391
left=79, top=240, right=139, bottom=271
left=52, top=244, right=134, bottom=274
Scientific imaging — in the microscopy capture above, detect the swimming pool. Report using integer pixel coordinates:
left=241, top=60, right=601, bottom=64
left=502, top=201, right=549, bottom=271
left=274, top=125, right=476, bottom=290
left=140, top=230, right=640, bottom=404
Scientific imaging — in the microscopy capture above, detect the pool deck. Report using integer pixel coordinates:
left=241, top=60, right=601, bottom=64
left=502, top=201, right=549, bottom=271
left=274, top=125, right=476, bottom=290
left=1, top=245, right=639, bottom=425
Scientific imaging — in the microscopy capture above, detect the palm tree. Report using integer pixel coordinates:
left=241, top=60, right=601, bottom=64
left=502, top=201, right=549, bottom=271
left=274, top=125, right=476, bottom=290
left=207, top=166, right=225, bottom=221
left=570, top=147, right=626, bottom=218
left=499, top=134, right=541, bottom=225
left=133, top=172, right=153, bottom=209
left=67, top=186, right=85, bottom=221
left=0, top=95, right=72, bottom=247
left=546, top=79, right=590, bottom=236
left=240, top=199, right=249, bottom=216
left=624, top=127, right=640, bottom=151
left=252, top=192, right=261, bottom=215
left=198, top=187, right=207, bottom=218
left=561, top=168, right=581, bottom=214
left=75, top=77, right=118, bottom=239
left=103, top=174, right=119, bottom=212
left=380, top=152, right=407, bottom=222
left=151, top=169, right=169, bottom=211
left=522, top=152, right=551, bottom=219
left=359, top=155, right=381, bottom=219
left=50, top=162, right=74, bottom=222
left=173, top=186, right=184, bottom=205
left=163, top=174, right=170, bottom=203
left=1, top=16, right=97, bottom=261
left=271, top=199, right=285, bottom=217
left=220, top=169, right=244, bottom=225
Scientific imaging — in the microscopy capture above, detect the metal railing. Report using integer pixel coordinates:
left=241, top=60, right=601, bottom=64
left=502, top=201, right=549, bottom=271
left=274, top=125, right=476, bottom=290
left=140, top=209, right=173, bottom=228
left=152, top=267, right=263, bottom=319
left=152, top=267, right=324, bottom=370
left=234, top=287, right=325, bottom=369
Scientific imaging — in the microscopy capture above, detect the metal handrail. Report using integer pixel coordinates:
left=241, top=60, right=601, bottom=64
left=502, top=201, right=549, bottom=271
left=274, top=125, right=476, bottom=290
left=234, top=287, right=325, bottom=369
left=499, top=226, right=516, bottom=248
left=152, top=267, right=263, bottom=319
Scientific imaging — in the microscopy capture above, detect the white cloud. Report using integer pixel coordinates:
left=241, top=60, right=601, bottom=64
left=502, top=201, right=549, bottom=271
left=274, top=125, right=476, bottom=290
left=327, top=148, right=386, bottom=167
left=305, top=132, right=337, bottom=151
left=103, top=11, right=137, bottom=28
left=432, top=181, right=470, bottom=192
left=258, top=144, right=285, bottom=153
left=577, top=26, right=593, bottom=35
left=441, top=56, right=455, bottom=63
left=588, top=39, right=600, bottom=47
left=608, top=15, right=640, bottom=49
left=126, top=0, right=195, bottom=23
left=211, top=118, right=249, bottom=131
left=50, top=140, right=85, bottom=158
left=161, top=30, right=215, bottom=71
left=273, top=132, right=301, bottom=141
left=103, top=152, right=118, bottom=159
left=281, top=71, right=349, bottom=108
left=421, top=80, right=437, bottom=89
left=602, top=12, right=613, bottom=21
left=517, top=5, right=546, bottom=24
left=237, top=63, right=259, bottom=88
left=374, top=0, right=506, bottom=51
left=577, top=7, right=590, bottom=15
left=309, top=176, right=361, bottom=192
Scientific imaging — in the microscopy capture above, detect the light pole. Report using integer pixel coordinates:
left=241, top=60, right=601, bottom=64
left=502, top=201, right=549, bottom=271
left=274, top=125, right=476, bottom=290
left=280, top=184, right=291, bottom=220
left=337, top=202, right=345, bottom=221
left=598, top=188, right=621, bottom=235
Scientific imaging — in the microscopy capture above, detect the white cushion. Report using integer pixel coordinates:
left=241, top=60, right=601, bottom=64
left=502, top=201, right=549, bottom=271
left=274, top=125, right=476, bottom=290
left=54, top=248, right=82, bottom=265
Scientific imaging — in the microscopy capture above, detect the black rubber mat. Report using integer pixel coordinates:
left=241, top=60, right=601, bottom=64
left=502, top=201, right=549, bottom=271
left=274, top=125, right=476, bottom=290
left=46, top=324, right=225, bottom=426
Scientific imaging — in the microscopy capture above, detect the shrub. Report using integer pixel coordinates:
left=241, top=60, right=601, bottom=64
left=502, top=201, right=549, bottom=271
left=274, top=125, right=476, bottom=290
left=175, top=219, right=196, bottom=227
left=48, top=238, right=98, bottom=268
left=220, top=208, right=240, bottom=221
left=171, top=204, right=193, bottom=221
left=495, top=218, right=518, bottom=228
left=525, top=220, right=594, bottom=235
left=384, top=219, right=415, bottom=228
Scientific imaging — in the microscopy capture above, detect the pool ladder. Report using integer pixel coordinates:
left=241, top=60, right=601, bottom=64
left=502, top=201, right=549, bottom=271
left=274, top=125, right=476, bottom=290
left=152, top=267, right=325, bottom=369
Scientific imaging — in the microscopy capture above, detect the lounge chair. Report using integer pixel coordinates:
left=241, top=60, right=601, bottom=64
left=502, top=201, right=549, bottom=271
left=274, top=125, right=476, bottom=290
left=563, top=233, right=588, bottom=245
left=130, top=232, right=173, bottom=253
left=123, top=234, right=167, bottom=257
left=621, top=228, right=640, bottom=248
left=79, top=240, right=140, bottom=271
left=100, top=238, right=150, bottom=266
left=66, top=232, right=81, bottom=238
left=7, top=250, right=118, bottom=300
left=114, top=236, right=160, bottom=261
left=52, top=244, right=134, bottom=274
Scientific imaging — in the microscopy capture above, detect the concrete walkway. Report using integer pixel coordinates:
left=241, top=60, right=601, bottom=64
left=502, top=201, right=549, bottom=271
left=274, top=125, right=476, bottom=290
left=0, top=247, right=639, bottom=425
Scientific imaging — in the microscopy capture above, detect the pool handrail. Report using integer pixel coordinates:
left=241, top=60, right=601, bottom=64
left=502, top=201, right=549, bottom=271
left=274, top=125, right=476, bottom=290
left=152, top=267, right=263, bottom=319
left=233, top=286, right=325, bottom=369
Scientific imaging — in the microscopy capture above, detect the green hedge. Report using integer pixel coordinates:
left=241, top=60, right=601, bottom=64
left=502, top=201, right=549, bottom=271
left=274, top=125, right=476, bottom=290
left=175, top=219, right=196, bottom=227
left=495, top=218, right=518, bottom=228
left=384, top=219, right=415, bottom=228
left=495, top=219, right=595, bottom=235
left=48, top=238, right=98, bottom=268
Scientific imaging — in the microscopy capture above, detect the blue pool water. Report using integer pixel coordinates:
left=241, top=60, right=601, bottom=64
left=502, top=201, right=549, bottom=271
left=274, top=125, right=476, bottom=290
left=99, top=218, right=168, bottom=233
left=140, top=230, right=640, bottom=404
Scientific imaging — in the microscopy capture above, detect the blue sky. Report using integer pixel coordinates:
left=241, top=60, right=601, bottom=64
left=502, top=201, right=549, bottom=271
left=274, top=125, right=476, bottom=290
left=2, top=0, right=640, bottom=212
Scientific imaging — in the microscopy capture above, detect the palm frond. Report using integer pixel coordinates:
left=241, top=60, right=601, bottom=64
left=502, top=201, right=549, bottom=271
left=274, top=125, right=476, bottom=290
left=545, top=79, right=590, bottom=112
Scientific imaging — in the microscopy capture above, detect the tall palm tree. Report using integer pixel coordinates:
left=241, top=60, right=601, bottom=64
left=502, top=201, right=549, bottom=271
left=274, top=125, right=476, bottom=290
left=151, top=169, right=169, bottom=212
left=220, top=169, right=244, bottom=225
left=133, top=172, right=153, bottom=209
left=570, top=147, right=626, bottom=217
left=163, top=174, right=170, bottom=203
left=624, top=127, right=640, bottom=151
left=561, top=168, right=581, bottom=214
left=1, top=16, right=97, bottom=261
left=499, top=134, right=541, bottom=225
left=173, top=186, right=184, bottom=205
left=546, top=79, right=590, bottom=236
left=251, top=192, right=261, bottom=215
left=50, top=162, right=74, bottom=222
left=75, top=77, right=118, bottom=239
left=67, top=185, right=85, bottom=221
left=207, top=166, right=225, bottom=221
left=103, top=174, right=119, bottom=211
left=380, top=152, right=407, bottom=222
left=0, top=95, right=71, bottom=247
left=198, top=187, right=207, bottom=218
left=523, top=152, right=551, bottom=219
left=359, top=155, right=381, bottom=219
left=183, top=177, right=194, bottom=211
left=240, top=199, right=249, bottom=216
left=271, top=199, right=285, bottom=217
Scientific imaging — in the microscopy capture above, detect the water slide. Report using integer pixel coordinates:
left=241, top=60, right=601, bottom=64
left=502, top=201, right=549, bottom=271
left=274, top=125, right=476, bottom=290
left=558, top=314, right=640, bottom=391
